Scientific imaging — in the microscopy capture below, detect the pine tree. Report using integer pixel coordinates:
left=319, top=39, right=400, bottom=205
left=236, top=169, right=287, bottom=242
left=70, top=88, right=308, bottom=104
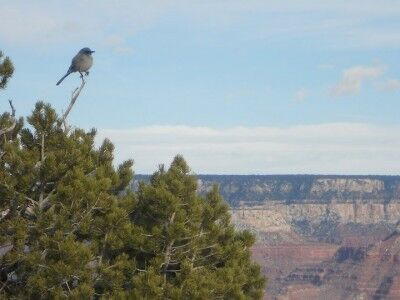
left=0, top=103, right=138, bottom=298
left=132, top=155, right=265, bottom=299
left=0, top=50, right=18, bottom=150
left=0, top=51, right=14, bottom=90
left=1, top=115, right=265, bottom=298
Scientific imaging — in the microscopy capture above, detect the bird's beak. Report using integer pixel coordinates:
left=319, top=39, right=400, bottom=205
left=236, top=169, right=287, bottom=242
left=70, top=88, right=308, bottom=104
left=91, top=50, right=95, bottom=54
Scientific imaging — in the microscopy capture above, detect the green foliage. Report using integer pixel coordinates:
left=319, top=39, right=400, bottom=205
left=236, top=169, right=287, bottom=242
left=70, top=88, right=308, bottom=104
left=0, top=103, right=136, bottom=298
left=0, top=103, right=265, bottom=299
left=132, top=156, right=265, bottom=299
left=0, top=51, right=14, bottom=90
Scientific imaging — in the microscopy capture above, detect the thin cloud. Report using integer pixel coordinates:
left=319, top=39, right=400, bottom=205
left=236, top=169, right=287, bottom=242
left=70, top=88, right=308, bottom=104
left=332, top=65, right=385, bottom=96
left=2, top=1, right=400, bottom=49
left=377, top=78, right=400, bottom=92
left=0, top=1, right=173, bottom=46
left=317, top=63, right=334, bottom=70
left=0, top=3, right=98, bottom=45
left=294, top=88, right=309, bottom=102
left=102, top=35, right=133, bottom=54
left=96, top=123, right=400, bottom=175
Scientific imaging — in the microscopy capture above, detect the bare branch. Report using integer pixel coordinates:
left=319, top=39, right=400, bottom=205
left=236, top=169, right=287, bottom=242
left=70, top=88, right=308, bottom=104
left=8, top=99, right=15, bottom=116
left=38, top=133, right=47, bottom=211
left=60, top=75, right=86, bottom=130
left=164, top=269, right=181, bottom=273
left=39, top=188, right=56, bottom=211
left=64, top=281, right=72, bottom=294
left=0, top=208, right=10, bottom=221
left=140, top=233, right=154, bottom=237
left=170, top=240, right=193, bottom=251
left=37, top=264, right=50, bottom=269
left=195, top=252, right=217, bottom=261
left=136, top=268, right=147, bottom=273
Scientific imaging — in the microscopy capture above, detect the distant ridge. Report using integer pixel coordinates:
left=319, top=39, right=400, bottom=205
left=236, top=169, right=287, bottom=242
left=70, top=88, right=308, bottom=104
left=132, top=174, right=400, bottom=207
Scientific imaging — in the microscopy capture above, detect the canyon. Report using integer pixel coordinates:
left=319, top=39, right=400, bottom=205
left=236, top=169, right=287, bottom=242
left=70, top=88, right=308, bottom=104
left=134, top=175, right=400, bottom=299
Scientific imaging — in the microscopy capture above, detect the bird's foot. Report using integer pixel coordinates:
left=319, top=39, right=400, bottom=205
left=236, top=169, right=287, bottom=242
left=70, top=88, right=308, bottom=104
left=85, top=71, right=89, bottom=76
left=79, top=72, right=84, bottom=79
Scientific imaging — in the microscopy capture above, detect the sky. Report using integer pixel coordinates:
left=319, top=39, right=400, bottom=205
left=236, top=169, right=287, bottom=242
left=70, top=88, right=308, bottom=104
left=1, top=0, right=400, bottom=174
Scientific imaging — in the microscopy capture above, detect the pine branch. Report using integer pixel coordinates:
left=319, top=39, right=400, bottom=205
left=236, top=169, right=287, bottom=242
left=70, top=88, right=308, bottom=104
left=98, top=233, right=109, bottom=266
left=68, top=197, right=100, bottom=235
left=0, top=278, right=9, bottom=293
left=60, top=75, right=86, bottom=131
left=0, top=100, right=16, bottom=137
left=0, top=182, right=38, bottom=219
left=174, top=231, right=207, bottom=241
left=162, top=212, right=176, bottom=286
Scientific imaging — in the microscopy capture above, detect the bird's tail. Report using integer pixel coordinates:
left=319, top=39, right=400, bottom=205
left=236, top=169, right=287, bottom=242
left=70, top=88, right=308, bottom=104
left=56, top=70, right=72, bottom=86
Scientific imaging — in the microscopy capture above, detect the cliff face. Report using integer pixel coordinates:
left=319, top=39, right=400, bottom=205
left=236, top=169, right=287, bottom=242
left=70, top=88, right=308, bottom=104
left=196, top=175, right=400, bottom=206
left=134, top=175, right=400, bottom=205
left=198, top=175, right=400, bottom=242
left=196, top=175, right=400, bottom=299
left=231, top=203, right=400, bottom=238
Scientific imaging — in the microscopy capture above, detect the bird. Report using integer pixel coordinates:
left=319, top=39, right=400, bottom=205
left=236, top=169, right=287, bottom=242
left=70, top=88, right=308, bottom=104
left=56, top=47, right=95, bottom=85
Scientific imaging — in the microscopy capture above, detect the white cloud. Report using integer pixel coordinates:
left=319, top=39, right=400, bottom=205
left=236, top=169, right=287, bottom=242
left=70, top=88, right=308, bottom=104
left=96, top=123, right=400, bottom=175
left=294, top=88, right=309, bottom=102
left=378, top=78, right=400, bottom=92
left=318, top=63, right=334, bottom=70
left=332, top=65, right=385, bottom=96
left=102, top=35, right=133, bottom=54
left=0, top=3, right=92, bottom=44
left=0, top=1, right=174, bottom=47
left=2, top=1, right=400, bottom=49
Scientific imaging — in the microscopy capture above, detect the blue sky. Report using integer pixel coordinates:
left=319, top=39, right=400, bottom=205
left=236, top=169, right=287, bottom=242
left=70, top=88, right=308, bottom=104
left=1, top=1, right=400, bottom=174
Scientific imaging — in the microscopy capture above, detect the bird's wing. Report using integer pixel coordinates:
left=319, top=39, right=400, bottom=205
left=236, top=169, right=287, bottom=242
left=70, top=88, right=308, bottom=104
left=70, top=54, right=80, bottom=72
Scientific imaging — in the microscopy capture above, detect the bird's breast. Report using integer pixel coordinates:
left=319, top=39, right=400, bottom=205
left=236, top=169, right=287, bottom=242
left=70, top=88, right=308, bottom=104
left=71, top=54, right=93, bottom=72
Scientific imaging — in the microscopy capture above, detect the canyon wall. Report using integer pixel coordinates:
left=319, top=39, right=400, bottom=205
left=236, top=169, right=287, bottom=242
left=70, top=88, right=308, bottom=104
left=230, top=202, right=400, bottom=240
left=197, top=175, right=400, bottom=299
left=196, top=175, right=400, bottom=206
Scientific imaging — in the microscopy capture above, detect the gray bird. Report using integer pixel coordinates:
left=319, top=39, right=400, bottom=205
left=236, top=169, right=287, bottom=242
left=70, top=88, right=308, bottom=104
left=56, top=47, right=95, bottom=85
